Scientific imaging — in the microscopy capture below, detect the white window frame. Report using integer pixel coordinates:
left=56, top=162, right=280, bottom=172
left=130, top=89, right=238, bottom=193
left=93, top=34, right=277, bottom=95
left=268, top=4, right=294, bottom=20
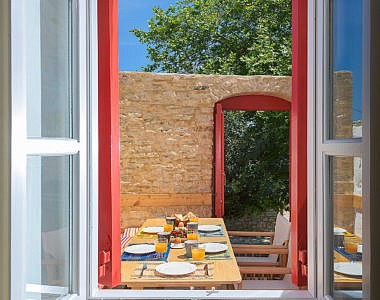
left=10, top=0, right=90, bottom=299
left=312, top=0, right=375, bottom=299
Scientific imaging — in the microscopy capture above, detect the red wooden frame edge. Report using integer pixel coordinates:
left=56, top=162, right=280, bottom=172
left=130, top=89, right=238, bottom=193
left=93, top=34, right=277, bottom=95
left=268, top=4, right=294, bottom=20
left=291, top=0, right=308, bottom=287
left=97, top=0, right=121, bottom=288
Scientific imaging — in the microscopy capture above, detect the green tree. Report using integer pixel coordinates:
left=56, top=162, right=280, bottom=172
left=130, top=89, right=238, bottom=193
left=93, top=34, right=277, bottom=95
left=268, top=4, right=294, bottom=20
left=131, top=0, right=291, bottom=216
left=131, top=0, right=292, bottom=76
left=224, top=111, right=289, bottom=215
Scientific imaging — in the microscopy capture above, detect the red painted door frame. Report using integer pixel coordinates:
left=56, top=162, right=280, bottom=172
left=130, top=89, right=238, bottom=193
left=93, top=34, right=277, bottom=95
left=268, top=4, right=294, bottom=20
left=214, top=103, right=225, bottom=217
left=291, top=0, right=308, bottom=287
left=97, top=0, right=121, bottom=288
left=213, top=94, right=291, bottom=217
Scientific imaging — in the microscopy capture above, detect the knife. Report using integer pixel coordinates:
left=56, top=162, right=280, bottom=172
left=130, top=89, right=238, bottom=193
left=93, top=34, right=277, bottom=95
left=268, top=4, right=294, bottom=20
left=204, top=263, right=209, bottom=276
left=139, top=263, right=147, bottom=277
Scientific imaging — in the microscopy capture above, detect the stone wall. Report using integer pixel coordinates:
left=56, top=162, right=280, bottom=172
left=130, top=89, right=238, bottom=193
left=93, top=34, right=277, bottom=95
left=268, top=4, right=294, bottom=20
left=119, top=72, right=291, bottom=228
left=332, top=71, right=362, bottom=234
left=223, top=210, right=278, bottom=232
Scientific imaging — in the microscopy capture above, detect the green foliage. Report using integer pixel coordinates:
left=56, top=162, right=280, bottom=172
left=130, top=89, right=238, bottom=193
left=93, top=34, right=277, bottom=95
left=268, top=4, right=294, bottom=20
left=130, top=0, right=291, bottom=216
left=224, top=111, right=289, bottom=216
left=130, top=0, right=292, bottom=75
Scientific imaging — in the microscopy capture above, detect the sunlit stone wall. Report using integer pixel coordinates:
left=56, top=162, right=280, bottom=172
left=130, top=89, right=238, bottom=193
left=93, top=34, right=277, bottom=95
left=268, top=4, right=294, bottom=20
left=119, top=72, right=291, bottom=227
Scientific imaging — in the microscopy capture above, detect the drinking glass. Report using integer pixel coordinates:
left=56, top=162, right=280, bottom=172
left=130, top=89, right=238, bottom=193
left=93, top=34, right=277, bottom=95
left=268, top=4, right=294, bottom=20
left=163, top=223, right=173, bottom=232
left=189, top=217, right=199, bottom=223
left=187, top=222, right=198, bottom=240
left=165, top=216, right=176, bottom=228
left=155, top=238, right=168, bottom=259
left=345, top=240, right=359, bottom=254
left=184, top=240, right=198, bottom=258
left=191, top=247, right=205, bottom=260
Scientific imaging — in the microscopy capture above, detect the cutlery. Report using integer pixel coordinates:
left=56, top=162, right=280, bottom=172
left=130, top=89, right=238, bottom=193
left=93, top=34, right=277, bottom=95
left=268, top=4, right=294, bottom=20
left=203, top=263, right=209, bottom=276
left=139, top=263, right=147, bottom=278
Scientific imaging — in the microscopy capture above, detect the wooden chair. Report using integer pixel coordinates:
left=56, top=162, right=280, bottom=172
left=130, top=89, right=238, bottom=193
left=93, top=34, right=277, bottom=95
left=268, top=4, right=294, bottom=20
left=229, top=212, right=291, bottom=280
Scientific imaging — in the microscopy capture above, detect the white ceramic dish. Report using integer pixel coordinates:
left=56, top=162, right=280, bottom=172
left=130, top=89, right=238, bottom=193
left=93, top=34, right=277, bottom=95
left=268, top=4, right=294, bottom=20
left=334, top=262, right=362, bottom=277
left=334, top=227, right=346, bottom=234
left=141, top=226, right=164, bottom=234
left=170, top=243, right=185, bottom=249
left=155, top=262, right=196, bottom=276
left=198, top=225, right=220, bottom=232
left=200, top=242, right=228, bottom=253
left=124, top=244, right=155, bottom=255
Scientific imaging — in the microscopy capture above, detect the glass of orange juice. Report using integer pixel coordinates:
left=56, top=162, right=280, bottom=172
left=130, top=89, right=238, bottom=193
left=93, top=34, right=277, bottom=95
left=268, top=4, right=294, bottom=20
left=187, top=232, right=198, bottom=240
left=345, top=241, right=359, bottom=253
left=189, top=217, right=199, bottom=223
left=155, top=238, right=168, bottom=258
left=191, top=247, right=205, bottom=260
left=187, top=222, right=198, bottom=240
left=163, top=223, right=173, bottom=232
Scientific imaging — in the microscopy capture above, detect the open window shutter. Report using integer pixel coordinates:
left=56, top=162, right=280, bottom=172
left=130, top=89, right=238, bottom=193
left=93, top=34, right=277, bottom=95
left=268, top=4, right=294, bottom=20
left=97, top=0, right=121, bottom=288
left=214, top=103, right=225, bottom=217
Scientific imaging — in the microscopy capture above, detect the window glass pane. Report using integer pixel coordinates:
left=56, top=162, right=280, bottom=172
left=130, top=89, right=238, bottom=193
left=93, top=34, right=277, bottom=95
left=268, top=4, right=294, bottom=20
left=330, top=0, right=363, bottom=139
left=330, top=156, right=363, bottom=298
left=25, top=0, right=77, bottom=138
left=25, top=155, right=77, bottom=299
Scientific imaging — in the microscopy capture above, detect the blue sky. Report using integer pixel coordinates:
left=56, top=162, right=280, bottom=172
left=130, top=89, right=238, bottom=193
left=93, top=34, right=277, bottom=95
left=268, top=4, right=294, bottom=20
left=333, top=0, right=362, bottom=121
left=118, top=0, right=174, bottom=71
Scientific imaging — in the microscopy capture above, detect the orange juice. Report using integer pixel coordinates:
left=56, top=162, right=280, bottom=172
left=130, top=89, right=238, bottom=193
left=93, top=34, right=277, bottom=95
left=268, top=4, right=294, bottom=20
left=155, top=242, right=167, bottom=253
left=187, top=233, right=198, bottom=240
left=191, top=248, right=205, bottom=260
left=164, top=224, right=173, bottom=232
left=345, top=242, right=358, bottom=253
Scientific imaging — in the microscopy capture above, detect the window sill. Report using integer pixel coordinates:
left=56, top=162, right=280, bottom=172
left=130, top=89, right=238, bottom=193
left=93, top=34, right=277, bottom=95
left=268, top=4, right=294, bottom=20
left=91, top=289, right=314, bottom=299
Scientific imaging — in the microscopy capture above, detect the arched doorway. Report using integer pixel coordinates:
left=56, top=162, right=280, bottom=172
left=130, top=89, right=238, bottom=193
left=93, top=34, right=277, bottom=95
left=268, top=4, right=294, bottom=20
left=214, top=94, right=291, bottom=217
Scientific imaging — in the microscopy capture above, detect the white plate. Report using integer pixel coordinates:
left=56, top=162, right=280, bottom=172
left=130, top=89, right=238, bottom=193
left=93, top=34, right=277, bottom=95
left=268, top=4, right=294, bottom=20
left=198, top=225, right=220, bottom=232
left=124, top=244, right=155, bottom=255
left=200, top=242, right=228, bottom=253
left=334, top=227, right=346, bottom=234
left=170, top=243, right=185, bottom=249
left=334, top=262, right=362, bottom=277
left=141, top=226, right=164, bottom=234
left=156, top=262, right=196, bottom=276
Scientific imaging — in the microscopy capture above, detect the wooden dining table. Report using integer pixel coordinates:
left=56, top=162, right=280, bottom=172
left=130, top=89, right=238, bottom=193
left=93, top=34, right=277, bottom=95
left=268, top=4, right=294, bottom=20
left=121, top=218, right=242, bottom=289
left=334, top=233, right=362, bottom=290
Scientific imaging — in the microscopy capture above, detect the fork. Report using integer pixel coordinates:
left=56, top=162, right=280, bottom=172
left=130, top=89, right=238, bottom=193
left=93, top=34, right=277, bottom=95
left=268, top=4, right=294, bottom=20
left=139, top=263, right=147, bottom=278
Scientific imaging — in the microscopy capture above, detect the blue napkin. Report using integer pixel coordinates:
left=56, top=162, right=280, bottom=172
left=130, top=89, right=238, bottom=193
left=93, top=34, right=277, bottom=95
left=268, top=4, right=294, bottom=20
left=335, top=247, right=362, bottom=262
left=121, top=243, right=171, bottom=261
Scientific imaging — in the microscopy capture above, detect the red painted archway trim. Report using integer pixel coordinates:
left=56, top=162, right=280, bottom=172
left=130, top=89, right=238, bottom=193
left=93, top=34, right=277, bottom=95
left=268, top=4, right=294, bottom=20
left=214, top=95, right=290, bottom=218
left=221, top=95, right=291, bottom=111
